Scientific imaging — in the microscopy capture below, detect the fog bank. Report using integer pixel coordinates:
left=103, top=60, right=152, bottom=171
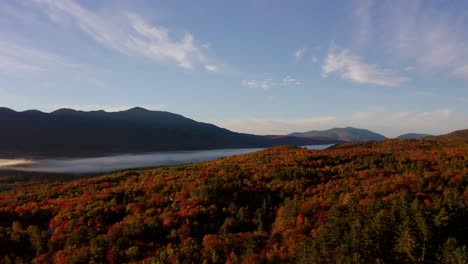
left=0, top=145, right=332, bottom=173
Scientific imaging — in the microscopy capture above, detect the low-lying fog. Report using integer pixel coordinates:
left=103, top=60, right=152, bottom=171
left=0, top=145, right=333, bottom=174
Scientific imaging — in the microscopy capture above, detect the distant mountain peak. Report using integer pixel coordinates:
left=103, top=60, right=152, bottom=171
left=0, top=108, right=46, bottom=115
left=51, top=107, right=152, bottom=115
left=125, top=107, right=150, bottom=113
left=290, top=127, right=387, bottom=142
left=0, top=107, right=17, bottom=114
left=396, top=133, right=431, bottom=139
left=51, top=108, right=79, bottom=114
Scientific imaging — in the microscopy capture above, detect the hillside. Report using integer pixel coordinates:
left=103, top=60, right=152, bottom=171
left=0, top=138, right=467, bottom=263
left=290, top=127, right=387, bottom=142
left=425, top=129, right=468, bottom=141
left=0, top=107, right=338, bottom=158
left=396, top=133, right=431, bottom=139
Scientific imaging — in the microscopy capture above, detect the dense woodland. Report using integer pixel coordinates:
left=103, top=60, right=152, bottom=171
left=0, top=135, right=467, bottom=263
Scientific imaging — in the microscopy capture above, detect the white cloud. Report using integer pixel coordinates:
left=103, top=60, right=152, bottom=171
left=204, top=65, right=219, bottom=73
left=212, top=109, right=467, bottom=137
left=294, top=48, right=307, bottom=61
left=242, top=79, right=272, bottom=90
left=242, top=75, right=301, bottom=90
left=47, top=104, right=167, bottom=112
left=32, top=0, right=213, bottom=70
left=0, top=41, right=78, bottom=74
left=322, top=47, right=409, bottom=87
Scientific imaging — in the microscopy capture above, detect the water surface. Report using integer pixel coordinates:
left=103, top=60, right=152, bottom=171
left=0, top=144, right=333, bottom=173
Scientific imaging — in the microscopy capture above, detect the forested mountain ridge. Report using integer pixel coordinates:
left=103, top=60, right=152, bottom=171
left=396, top=133, right=432, bottom=139
left=0, top=107, right=339, bottom=158
left=0, top=136, right=467, bottom=263
left=290, top=127, right=387, bottom=142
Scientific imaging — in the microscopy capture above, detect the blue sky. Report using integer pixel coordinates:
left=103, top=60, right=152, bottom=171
left=0, top=0, right=467, bottom=137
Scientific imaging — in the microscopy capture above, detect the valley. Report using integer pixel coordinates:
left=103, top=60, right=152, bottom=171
left=0, top=132, right=467, bottom=263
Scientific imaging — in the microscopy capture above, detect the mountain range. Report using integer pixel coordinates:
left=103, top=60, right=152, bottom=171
left=0, top=107, right=448, bottom=158
left=0, top=107, right=339, bottom=158
left=290, top=127, right=388, bottom=142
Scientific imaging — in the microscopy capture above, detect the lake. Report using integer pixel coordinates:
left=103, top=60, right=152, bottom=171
left=0, top=144, right=333, bottom=173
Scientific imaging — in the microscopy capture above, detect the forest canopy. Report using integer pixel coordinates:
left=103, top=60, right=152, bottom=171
left=0, top=138, right=467, bottom=263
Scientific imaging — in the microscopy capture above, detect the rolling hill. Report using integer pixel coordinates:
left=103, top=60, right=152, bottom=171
left=0, top=135, right=467, bottom=262
left=0, top=107, right=339, bottom=158
left=396, top=133, right=431, bottom=139
left=424, top=129, right=468, bottom=141
left=290, top=127, right=387, bottom=142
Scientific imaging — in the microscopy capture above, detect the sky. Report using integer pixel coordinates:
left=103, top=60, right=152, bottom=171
left=1, top=0, right=467, bottom=137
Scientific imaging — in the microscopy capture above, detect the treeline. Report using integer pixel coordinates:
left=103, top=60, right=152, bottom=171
left=0, top=139, right=467, bottom=263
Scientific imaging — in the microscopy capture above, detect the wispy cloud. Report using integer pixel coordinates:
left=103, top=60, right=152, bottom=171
left=32, top=0, right=217, bottom=71
left=322, top=47, right=409, bottom=87
left=353, top=0, right=468, bottom=79
left=353, top=0, right=373, bottom=46
left=0, top=40, right=78, bottom=74
left=293, top=48, right=307, bottom=61
left=352, top=111, right=376, bottom=120
left=242, top=75, right=301, bottom=90
left=242, top=79, right=272, bottom=90
left=47, top=104, right=167, bottom=112
left=280, top=76, right=301, bottom=86
left=453, top=65, right=468, bottom=78
left=385, top=3, right=466, bottom=72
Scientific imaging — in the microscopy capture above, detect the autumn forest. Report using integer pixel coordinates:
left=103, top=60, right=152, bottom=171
left=0, top=132, right=467, bottom=263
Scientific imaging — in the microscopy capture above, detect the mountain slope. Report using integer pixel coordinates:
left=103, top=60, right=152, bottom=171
left=290, top=127, right=387, bottom=142
left=396, top=133, right=431, bottom=139
left=0, top=107, right=338, bottom=157
left=425, top=129, right=468, bottom=141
